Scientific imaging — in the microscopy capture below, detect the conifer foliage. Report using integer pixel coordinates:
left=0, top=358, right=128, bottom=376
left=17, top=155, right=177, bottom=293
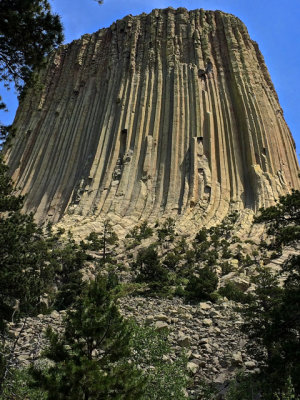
left=0, top=0, right=63, bottom=96
left=0, top=155, right=51, bottom=328
left=239, top=190, right=300, bottom=398
left=255, top=189, right=300, bottom=247
left=0, top=156, right=86, bottom=329
left=31, top=276, right=145, bottom=400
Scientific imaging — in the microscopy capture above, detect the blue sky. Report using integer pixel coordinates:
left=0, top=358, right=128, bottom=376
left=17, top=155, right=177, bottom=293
left=1, top=0, right=299, bottom=158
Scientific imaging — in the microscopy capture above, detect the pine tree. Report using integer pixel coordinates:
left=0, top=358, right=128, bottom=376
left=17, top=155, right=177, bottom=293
left=0, top=156, right=95, bottom=395
left=0, top=0, right=63, bottom=111
left=239, top=191, right=300, bottom=398
left=254, top=189, right=300, bottom=248
left=30, top=275, right=145, bottom=400
left=82, top=220, right=118, bottom=266
left=185, top=266, right=218, bottom=301
left=0, top=155, right=90, bottom=326
left=0, top=155, right=53, bottom=328
left=241, top=256, right=300, bottom=397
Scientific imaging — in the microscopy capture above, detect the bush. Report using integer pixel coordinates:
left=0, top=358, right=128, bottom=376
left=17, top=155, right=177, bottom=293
left=225, top=373, right=300, bottom=400
left=80, top=220, right=118, bottom=265
left=195, top=228, right=208, bottom=243
left=52, top=234, right=87, bottom=310
left=130, top=324, right=189, bottom=400
left=0, top=368, right=46, bottom=400
left=218, top=282, right=252, bottom=303
left=126, top=221, right=153, bottom=243
left=174, top=286, right=186, bottom=297
left=157, top=218, right=175, bottom=242
left=225, top=371, right=261, bottom=400
left=135, top=247, right=168, bottom=282
left=185, top=267, right=218, bottom=301
left=163, top=252, right=181, bottom=270
left=220, top=261, right=234, bottom=276
left=274, top=376, right=300, bottom=400
left=221, top=247, right=232, bottom=259
left=134, top=246, right=170, bottom=295
left=254, top=189, right=300, bottom=248
left=240, top=256, right=300, bottom=397
left=0, top=156, right=90, bottom=326
left=138, top=221, right=153, bottom=240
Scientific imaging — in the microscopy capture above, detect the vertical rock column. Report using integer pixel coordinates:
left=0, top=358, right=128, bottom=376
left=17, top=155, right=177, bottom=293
left=5, top=8, right=299, bottom=229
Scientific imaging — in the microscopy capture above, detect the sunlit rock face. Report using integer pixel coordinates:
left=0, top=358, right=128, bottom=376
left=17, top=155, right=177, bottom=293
left=5, top=8, right=299, bottom=233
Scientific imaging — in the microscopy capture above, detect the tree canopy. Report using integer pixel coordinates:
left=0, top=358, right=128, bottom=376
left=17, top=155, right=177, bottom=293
left=0, top=155, right=86, bottom=331
left=31, top=276, right=145, bottom=400
left=255, top=189, right=300, bottom=248
left=0, top=0, right=63, bottom=110
left=239, top=190, right=300, bottom=398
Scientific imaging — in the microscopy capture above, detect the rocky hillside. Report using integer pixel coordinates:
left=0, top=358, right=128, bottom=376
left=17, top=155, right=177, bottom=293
left=4, top=211, right=299, bottom=397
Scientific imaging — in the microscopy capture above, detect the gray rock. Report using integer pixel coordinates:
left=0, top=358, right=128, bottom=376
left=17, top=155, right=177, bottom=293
left=187, top=361, right=199, bottom=374
left=203, top=318, right=213, bottom=326
left=50, top=310, right=60, bottom=319
left=199, top=303, right=211, bottom=311
left=232, top=352, right=243, bottom=365
left=155, top=321, right=168, bottom=330
left=203, top=344, right=212, bottom=353
left=178, top=332, right=191, bottom=347
left=245, top=360, right=256, bottom=369
left=145, top=315, right=154, bottom=324
left=199, top=337, right=210, bottom=344
left=155, top=313, right=169, bottom=322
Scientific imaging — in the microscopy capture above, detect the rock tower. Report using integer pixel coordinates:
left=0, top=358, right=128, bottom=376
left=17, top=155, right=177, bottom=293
left=5, top=8, right=299, bottom=233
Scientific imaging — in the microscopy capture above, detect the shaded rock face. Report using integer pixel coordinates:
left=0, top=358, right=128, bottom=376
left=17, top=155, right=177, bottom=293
left=6, top=8, right=299, bottom=230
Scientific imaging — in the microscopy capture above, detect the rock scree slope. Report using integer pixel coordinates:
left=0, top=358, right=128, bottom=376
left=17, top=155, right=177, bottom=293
left=5, top=7, right=299, bottom=233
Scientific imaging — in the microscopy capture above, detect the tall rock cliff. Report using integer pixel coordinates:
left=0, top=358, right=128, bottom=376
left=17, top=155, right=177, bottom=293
left=5, top=8, right=299, bottom=233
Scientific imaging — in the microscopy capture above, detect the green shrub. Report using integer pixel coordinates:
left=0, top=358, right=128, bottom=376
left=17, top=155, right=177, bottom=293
left=218, top=282, right=252, bottom=303
left=174, top=286, right=186, bottom=297
left=134, top=246, right=170, bottom=295
left=195, top=228, right=208, bottom=243
left=139, top=221, right=153, bottom=240
left=209, top=291, right=222, bottom=303
left=30, top=276, right=145, bottom=400
left=130, top=324, right=189, bottom=400
left=193, top=241, right=210, bottom=261
left=225, top=373, right=300, bottom=400
left=157, top=218, right=175, bottom=242
left=274, top=377, right=300, bottom=400
left=241, top=254, right=254, bottom=267
left=225, top=371, right=261, bottom=400
left=0, top=368, right=46, bottom=400
left=240, top=257, right=300, bottom=397
left=185, top=267, right=218, bottom=301
left=205, top=250, right=219, bottom=266
left=185, top=249, right=195, bottom=264
left=220, top=261, right=234, bottom=276
left=52, top=236, right=87, bottom=310
left=175, top=237, right=189, bottom=254
left=221, top=248, right=232, bottom=259
left=126, top=221, right=153, bottom=243
left=80, top=220, right=118, bottom=266
left=135, top=247, right=168, bottom=282
left=81, top=231, right=103, bottom=251
left=163, top=252, right=181, bottom=270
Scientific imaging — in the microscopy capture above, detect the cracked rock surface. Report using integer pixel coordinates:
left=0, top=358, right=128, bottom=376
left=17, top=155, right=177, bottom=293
left=5, top=8, right=299, bottom=236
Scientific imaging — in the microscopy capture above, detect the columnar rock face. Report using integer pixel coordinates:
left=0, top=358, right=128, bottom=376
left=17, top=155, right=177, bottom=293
left=5, top=8, right=299, bottom=231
